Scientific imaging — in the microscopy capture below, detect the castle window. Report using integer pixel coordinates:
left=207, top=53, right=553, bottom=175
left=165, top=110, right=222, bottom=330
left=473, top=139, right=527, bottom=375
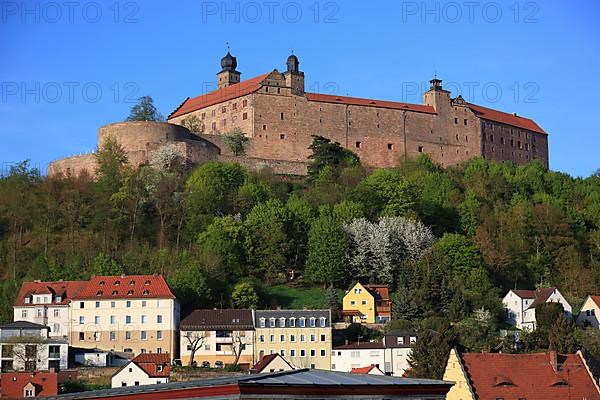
left=465, top=136, right=468, bottom=142
left=280, top=134, right=286, bottom=140
left=418, top=146, right=424, bottom=153
left=211, top=110, right=216, bottom=117
left=464, top=119, right=467, bottom=125
left=518, top=141, right=522, bottom=149
left=201, top=113, right=205, bottom=120
left=222, top=119, right=227, bottom=127
left=510, top=139, right=514, bottom=147
left=263, top=125, right=267, bottom=130
left=211, top=122, right=216, bottom=131
left=265, top=87, right=269, bottom=93
left=222, top=106, right=226, bottom=113
left=242, top=100, right=248, bottom=107
left=243, top=112, right=248, bottom=120
left=456, top=134, right=459, bottom=140
left=232, top=103, right=237, bottom=110
left=500, top=137, right=505, bottom=145
left=454, top=117, right=458, bottom=124
left=525, top=143, right=529, bottom=150
left=355, top=141, right=361, bottom=148
left=277, top=88, right=281, bottom=94
left=280, top=112, right=284, bottom=120
left=387, top=143, right=393, bottom=150
left=490, top=134, right=494, bottom=142
left=377, top=123, right=380, bottom=129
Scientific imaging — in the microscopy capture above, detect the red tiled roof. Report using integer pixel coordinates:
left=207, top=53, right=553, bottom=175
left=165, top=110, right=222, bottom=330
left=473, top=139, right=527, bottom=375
left=460, top=352, right=600, bottom=400
left=169, top=73, right=270, bottom=119
left=305, top=92, right=436, bottom=114
left=512, top=289, right=536, bottom=299
left=468, top=103, right=547, bottom=135
left=341, top=309, right=362, bottom=316
left=364, top=285, right=390, bottom=301
left=590, top=296, right=600, bottom=308
left=74, top=274, right=175, bottom=300
left=132, top=353, right=171, bottom=378
left=529, top=287, right=558, bottom=308
left=351, top=366, right=382, bottom=374
left=250, top=354, right=294, bottom=374
left=1, top=371, right=58, bottom=397
left=14, top=281, right=85, bottom=307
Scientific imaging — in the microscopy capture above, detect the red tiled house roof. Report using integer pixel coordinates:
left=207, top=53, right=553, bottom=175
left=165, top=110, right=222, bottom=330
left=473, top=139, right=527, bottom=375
left=0, top=371, right=58, bottom=398
left=14, top=281, right=85, bottom=306
left=169, top=73, right=270, bottom=119
left=131, top=353, right=171, bottom=378
left=364, top=284, right=392, bottom=318
left=512, top=287, right=559, bottom=309
left=250, top=354, right=294, bottom=374
left=460, top=351, right=600, bottom=400
left=351, top=365, right=378, bottom=374
left=468, top=103, right=547, bottom=135
left=74, top=274, right=175, bottom=300
left=591, top=296, right=600, bottom=308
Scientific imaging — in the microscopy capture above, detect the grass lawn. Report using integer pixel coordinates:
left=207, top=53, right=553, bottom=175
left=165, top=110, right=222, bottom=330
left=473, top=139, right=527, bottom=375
left=263, top=284, right=328, bottom=309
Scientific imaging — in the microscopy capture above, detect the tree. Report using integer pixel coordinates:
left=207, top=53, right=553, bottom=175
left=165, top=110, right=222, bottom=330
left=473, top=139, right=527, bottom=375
left=353, top=168, right=416, bottom=217
left=223, top=128, right=249, bottom=156
left=8, top=335, right=48, bottom=371
left=168, top=262, right=210, bottom=311
left=548, top=314, right=577, bottom=353
left=536, top=302, right=564, bottom=331
left=180, top=114, right=204, bottom=134
left=198, top=216, right=246, bottom=282
left=91, top=253, right=124, bottom=276
left=231, top=281, right=259, bottom=309
left=95, top=136, right=129, bottom=194
left=392, top=288, right=421, bottom=321
left=126, top=96, right=164, bottom=122
left=407, top=325, right=456, bottom=379
left=182, top=330, right=207, bottom=367
left=307, top=135, right=359, bottom=181
left=231, top=330, right=252, bottom=365
left=305, top=213, right=349, bottom=287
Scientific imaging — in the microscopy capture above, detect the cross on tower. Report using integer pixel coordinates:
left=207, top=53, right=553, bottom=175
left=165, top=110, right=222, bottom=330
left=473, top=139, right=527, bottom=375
left=226, top=42, right=230, bottom=52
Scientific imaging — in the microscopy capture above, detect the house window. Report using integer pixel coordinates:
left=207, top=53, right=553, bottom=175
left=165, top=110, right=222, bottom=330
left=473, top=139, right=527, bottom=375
left=299, top=318, right=306, bottom=327
left=290, top=349, right=296, bottom=356
left=263, top=124, right=267, bottom=130
left=79, top=316, right=85, bottom=325
left=93, top=332, right=100, bottom=341
left=269, top=318, right=276, bottom=328
left=464, top=119, right=467, bottom=125
left=201, top=113, right=206, bottom=120
left=94, top=316, right=100, bottom=325
left=320, top=349, right=326, bottom=357
left=134, top=381, right=140, bottom=386
left=418, top=146, right=424, bottom=153
left=126, top=301, right=131, bottom=308
left=280, top=349, right=285, bottom=357
left=212, top=122, right=217, bottom=131
left=126, top=315, right=132, bottom=324
left=53, top=309, right=60, bottom=317
left=280, top=134, right=286, bottom=140
left=300, top=349, right=306, bottom=357
left=243, top=99, right=247, bottom=107
left=309, top=318, right=316, bottom=327
left=211, top=110, right=216, bottom=117
left=320, top=334, right=326, bottom=342
left=157, top=331, right=163, bottom=340
left=320, top=318, right=326, bottom=327
left=110, top=331, right=116, bottom=341
left=397, top=337, right=405, bottom=345
left=157, top=365, right=163, bottom=372
left=290, top=334, right=296, bottom=342
left=141, top=315, right=146, bottom=324
left=157, top=315, right=163, bottom=323
left=21, top=310, right=28, bottom=318
left=310, top=349, right=316, bottom=357
left=259, top=318, right=266, bottom=328
left=270, top=335, right=275, bottom=343
left=95, top=301, right=100, bottom=308
left=260, top=335, right=265, bottom=343
left=79, top=332, right=84, bottom=341
left=126, top=331, right=132, bottom=340
left=222, top=106, right=227, bottom=113
left=454, top=117, right=458, bottom=124
left=121, top=382, right=127, bottom=387
left=301, top=334, right=306, bottom=342
left=110, top=315, right=116, bottom=324
left=280, top=334, right=285, bottom=342
left=279, top=317, right=286, bottom=327
left=141, top=331, right=147, bottom=340
left=242, top=112, right=248, bottom=120
left=310, top=334, right=316, bottom=342
left=361, top=300, right=367, bottom=305
left=289, top=318, right=296, bottom=327
left=355, top=141, right=361, bottom=148
left=25, top=389, right=34, bottom=397
left=80, top=302, right=85, bottom=309
left=350, top=300, right=356, bottom=306
left=141, top=301, right=146, bottom=307
left=409, top=336, right=417, bottom=344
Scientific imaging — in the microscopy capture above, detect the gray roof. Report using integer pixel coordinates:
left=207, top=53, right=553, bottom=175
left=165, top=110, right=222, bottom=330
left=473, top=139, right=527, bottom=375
left=254, top=309, right=331, bottom=327
left=47, top=368, right=453, bottom=399
left=0, top=320, right=49, bottom=330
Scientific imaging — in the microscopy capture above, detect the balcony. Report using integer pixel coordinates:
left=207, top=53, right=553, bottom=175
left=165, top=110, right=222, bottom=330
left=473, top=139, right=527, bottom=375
left=215, top=337, right=233, bottom=343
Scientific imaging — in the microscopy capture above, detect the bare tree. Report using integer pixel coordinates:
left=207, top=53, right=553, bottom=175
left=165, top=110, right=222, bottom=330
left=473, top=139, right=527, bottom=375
left=183, top=330, right=207, bottom=367
left=231, top=331, right=251, bottom=365
left=7, top=335, right=48, bottom=371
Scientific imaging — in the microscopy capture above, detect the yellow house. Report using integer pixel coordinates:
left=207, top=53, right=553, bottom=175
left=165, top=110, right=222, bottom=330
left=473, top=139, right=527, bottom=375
left=576, top=295, right=600, bottom=328
left=343, top=283, right=375, bottom=323
left=442, top=349, right=475, bottom=400
left=342, top=283, right=392, bottom=324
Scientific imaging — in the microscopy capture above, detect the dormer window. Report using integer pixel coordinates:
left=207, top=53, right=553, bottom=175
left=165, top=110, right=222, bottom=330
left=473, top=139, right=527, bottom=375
left=319, top=317, right=326, bottom=327
left=309, top=317, right=316, bottom=327
left=279, top=317, right=286, bottom=328
left=156, top=365, right=163, bottom=372
left=24, top=297, right=30, bottom=304
left=259, top=318, right=266, bottom=328
left=55, top=296, right=62, bottom=303
left=142, top=289, right=149, bottom=296
left=289, top=318, right=296, bottom=327
left=99, top=281, right=105, bottom=286
left=129, top=280, right=135, bottom=286
left=114, top=281, right=120, bottom=286
left=269, top=318, right=276, bottom=328
left=96, top=291, right=103, bottom=297
left=144, top=280, right=151, bottom=286
left=299, top=318, right=306, bottom=327
left=112, top=290, right=118, bottom=296
left=127, top=290, right=134, bottom=296
left=493, top=376, right=515, bottom=387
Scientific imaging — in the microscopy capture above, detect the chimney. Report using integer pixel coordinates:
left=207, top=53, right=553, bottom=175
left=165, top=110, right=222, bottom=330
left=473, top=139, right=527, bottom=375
left=550, top=350, right=558, bottom=372
left=512, top=112, right=518, bottom=117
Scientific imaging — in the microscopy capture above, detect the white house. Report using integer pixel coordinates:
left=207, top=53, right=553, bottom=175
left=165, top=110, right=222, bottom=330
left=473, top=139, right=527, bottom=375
left=382, top=330, right=416, bottom=376
left=0, top=321, right=68, bottom=372
left=13, top=280, right=85, bottom=339
left=576, top=295, right=600, bottom=329
left=503, top=287, right=572, bottom=330
left=332, top=342, right=386, bottom=374
left=111, top=353, right=170, bottom=388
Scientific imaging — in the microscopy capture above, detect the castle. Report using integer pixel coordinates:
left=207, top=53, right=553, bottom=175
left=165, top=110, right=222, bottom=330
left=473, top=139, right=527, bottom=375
left=49, top=51, right=548, bottom=177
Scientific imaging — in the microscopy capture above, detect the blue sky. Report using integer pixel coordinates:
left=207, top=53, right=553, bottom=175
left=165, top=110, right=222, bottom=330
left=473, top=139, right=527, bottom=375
left=1, top=0, right=599, bottom=177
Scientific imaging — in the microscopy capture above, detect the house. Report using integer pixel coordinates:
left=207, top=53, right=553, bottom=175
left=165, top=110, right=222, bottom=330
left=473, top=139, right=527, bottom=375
left=249, top=353, right=294, bottom=374
left=577, top=295, right=600, bottom=328
left=331, top=342, right=386, bottom=374
left=443, top=349, right=600, bottom=400
left=13, top=280, right=85, bottom=338
left=342, top=283, right=392, bottom=324
left=332, top=330, right=416, bottom=376
left=52, top=369, right=453, bottom=399
left=111, top=353, right=170, bottom=388
left=254, top=310, right=332, bottom=370
left=383, top=330, right=417, bottom=376
left=179, top=309, right=255, bottom=369
left=0, top=321, right=68, bottom=372
left=351, top=365, right=385, bottom=375
left=73, top=348, right=130, bottom=367
left=502, top=287, right=572, bottom=330
left=69, top=274, right=180, bottom=359
left=0, top=370, right=58, bottom=398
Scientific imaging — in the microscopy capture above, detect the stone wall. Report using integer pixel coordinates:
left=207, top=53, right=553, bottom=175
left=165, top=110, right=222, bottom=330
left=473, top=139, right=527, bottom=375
left=48, top=154, right=98, bottom=178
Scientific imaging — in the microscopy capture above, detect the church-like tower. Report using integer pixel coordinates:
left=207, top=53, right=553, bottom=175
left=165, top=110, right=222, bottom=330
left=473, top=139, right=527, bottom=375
left=284, top=53, right=304, bottom=95
left=217, top=51, right=241, bottom=89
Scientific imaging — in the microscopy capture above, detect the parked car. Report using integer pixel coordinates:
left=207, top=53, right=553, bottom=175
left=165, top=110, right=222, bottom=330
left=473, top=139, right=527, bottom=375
left=214, top=361, right=224, bottom=369
left=201, top=361, right=211, bottom=368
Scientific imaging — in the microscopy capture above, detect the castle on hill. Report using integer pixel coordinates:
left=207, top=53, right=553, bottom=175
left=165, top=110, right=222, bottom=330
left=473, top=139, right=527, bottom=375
left=49, top=51, right=548, bottom=177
